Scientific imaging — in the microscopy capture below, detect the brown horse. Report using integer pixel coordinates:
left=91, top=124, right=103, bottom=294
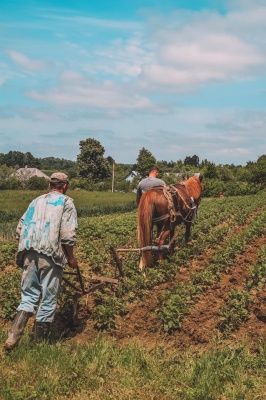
left=137, top=175, right=203, bottom=269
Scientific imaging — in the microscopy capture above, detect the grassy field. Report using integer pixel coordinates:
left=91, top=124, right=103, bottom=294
left=1, top=330, right=266, bottom=400
left=1, top=191, right=266, bottom=399
left=0, top=190, right=136, bottom=239
left=0, top=190, right=136, bottom=212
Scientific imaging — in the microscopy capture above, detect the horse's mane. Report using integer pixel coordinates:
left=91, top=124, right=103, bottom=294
left=180, top=175, right=203, bottom=200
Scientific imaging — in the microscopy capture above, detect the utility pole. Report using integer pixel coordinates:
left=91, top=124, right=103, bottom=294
left=112, top=161, right=115, bottom=192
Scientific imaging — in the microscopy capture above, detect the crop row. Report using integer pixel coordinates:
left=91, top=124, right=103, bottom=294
left=158, top=200, right=266, bottom=333
left=71, top=191, right=266, bottom=332
left=1, top=191, right=266, bottom=335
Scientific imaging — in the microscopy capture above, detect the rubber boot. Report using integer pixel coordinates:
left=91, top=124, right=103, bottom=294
left=4, top=310, right=32, bottom=351
left=34, top=321, right=51, bottom=343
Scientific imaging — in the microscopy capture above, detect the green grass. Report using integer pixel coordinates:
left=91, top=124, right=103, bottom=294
left=0, top=190, right=135, bottom=212
left=2, top=192, right=266, bottom=399
left=0, top=190, right=136, bottom=235
left=1, top=330, right=266, bottom=399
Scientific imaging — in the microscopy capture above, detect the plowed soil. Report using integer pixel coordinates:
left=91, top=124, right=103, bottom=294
left=63, top=234, right=266, bottom=352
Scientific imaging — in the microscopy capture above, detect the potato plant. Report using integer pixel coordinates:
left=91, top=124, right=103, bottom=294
left=218, top=289, right=252, bottom=336
left=1, top=190, right=266, bottom=335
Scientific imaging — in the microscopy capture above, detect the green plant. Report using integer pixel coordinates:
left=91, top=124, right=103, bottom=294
left=219, top=289, right=252, bottom=336
left=246, top=245, right=266, bottom=290
left=157, top=284, right=191, bottom=333
left=92, top=293, right=127, bottom=331
left=0, top=268, right=21, bottom=320
left=0, top=240, right=17, bottom=267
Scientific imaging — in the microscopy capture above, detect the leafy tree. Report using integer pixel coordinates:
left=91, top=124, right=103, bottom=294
left=172, top=159, right=184, bottom=172
left=77, top=138, right=111, bottom=183
left=234, top=166, right=252, bottom=182
left=0, top=151, right=41, bottom=168
left=38, top=157, right=76, bottom=170
left=203, top=162, right=218, bottom=179
left=3, top=151, right=25, bottom=167
left=202, top=179, right=225, bottom=197
left=199, top=159, right=209, bottom=168
left=184, top=155, right=199, bottom=167
left=216, top=165, right=235, bottom=182
left=0, top=153, right=5, bottom=165
left=156, top=160, right=176, bottom=173
left=0, top=165, right=15, bottom=180
left=66, top=167, right=78, bottom=180
left=23, top=152, right=41, bottom=168
left=106, top=156, right=115, bottom=165
left=247, top=155, right=266, bottom=188
left=136, top=147, right=156, bottom=178
left=0, top=165, right=16, bottom=189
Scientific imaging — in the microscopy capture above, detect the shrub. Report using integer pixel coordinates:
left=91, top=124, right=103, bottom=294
left=0, top=268, right=21, bottom=320
left=26, top=176, right=49, bottom=190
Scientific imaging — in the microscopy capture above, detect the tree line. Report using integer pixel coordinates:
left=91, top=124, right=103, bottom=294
left=0, top=139, right=266, bottom=197
left=0, top=151, right=76, bottom=170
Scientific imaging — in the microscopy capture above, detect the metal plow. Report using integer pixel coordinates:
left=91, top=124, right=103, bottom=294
left=62, top=244, right=170, bottom=323
left=62, top=264, right=120, bottom=324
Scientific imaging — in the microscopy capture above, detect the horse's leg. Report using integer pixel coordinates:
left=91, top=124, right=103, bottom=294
left=156, top=227, right=171, bottom=262
left=138, top=257, right=144, bottom=273
left=152, top=222, right=167, bottom=262
left=184, top=222, right=191, bottom=245
left=154, top=222, right=162, bottom=245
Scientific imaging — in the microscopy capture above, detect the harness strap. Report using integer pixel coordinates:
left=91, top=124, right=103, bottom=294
left=163, top=185, right=177, bottom=223
left=162, top=184, right=198, bottom=224
left=152, top=213, right=169, bottom=222
left=151, top=184, right=199, bottom=224
left=152, top=211, right=183, bottom=223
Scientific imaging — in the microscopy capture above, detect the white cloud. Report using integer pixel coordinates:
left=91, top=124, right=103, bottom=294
left=28, top=73, right=156, bottom=111
left=7, top=50, right=51, bottom=72
left=137, top=8, right=266, bottom=92
left=43, top=13, right=141, bottom=31
left=214, top=147, right=251, bottom=156
left=2, top=1, right=266, bottom=165
left=93, top=34, right=155, bottom=78
left=161, top=34, right=262, bottom=70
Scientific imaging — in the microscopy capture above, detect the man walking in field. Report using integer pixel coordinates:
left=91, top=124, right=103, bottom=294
left=4, top=172, right=78, bottom=351
left=136, top=166, right=165, bottom=205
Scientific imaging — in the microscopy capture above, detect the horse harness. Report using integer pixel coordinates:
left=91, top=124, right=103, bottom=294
left=151, top=184, right=199, bottom=226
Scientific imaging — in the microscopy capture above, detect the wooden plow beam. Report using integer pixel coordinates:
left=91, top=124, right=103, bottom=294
left=110, top=244, right=170, bottom=271
left=115, top=245, right=170, bottom=253
left=62, top=266, right=120, bottom=323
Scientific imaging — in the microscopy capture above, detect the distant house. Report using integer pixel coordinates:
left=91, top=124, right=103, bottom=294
left=124, top=170, right=139, bottom=182
left=11, top=167, right=50, bottom=181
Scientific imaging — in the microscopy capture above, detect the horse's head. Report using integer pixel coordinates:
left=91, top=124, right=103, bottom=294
left=184, top=175, right=203, bottom=202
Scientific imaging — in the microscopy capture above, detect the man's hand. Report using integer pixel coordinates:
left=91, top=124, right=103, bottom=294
left=68, top=257, right=78, bottom=269
left=63, top=244, right=78, bottom=268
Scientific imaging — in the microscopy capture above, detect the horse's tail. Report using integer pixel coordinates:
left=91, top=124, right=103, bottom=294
left=137, top=191, right=155, bottom=268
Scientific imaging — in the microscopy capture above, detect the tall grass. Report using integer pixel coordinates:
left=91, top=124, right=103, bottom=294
left=1, top=330, right=266, bottom=399
left=0, top=222, right=17, bottom=240
left=0, top=190, right=136, bottom=212
left=0, top=190, right=136, bottom=239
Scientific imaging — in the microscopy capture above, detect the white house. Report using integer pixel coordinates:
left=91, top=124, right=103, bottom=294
left=124, top=170, right=139, bottom=182
left=11, top=167, right=50, bottom=181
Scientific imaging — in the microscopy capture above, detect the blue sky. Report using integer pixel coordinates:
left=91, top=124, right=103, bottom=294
left=1, top=0, right=266, bottom=165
